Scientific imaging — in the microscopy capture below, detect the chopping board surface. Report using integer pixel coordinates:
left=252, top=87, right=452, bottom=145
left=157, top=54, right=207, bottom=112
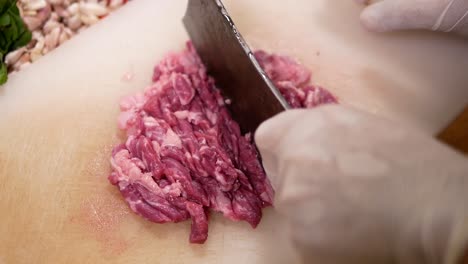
left=1, top=0, right=467, bottom=263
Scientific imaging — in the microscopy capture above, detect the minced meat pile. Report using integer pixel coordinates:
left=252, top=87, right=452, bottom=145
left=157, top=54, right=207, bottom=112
left=109, top=42, right=337, bottom=244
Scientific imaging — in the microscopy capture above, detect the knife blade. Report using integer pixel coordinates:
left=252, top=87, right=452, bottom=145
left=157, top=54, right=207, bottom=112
left=183, top=0, right=290, bottom=133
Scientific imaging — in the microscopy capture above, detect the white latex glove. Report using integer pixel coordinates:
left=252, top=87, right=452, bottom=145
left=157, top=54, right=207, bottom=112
left=356, top=0, right=468, bottom=37
left=255, top=105, right=468, bottom=264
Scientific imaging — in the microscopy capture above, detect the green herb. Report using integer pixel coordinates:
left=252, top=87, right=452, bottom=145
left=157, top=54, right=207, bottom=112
left=0, top=0, right=31, bottom=85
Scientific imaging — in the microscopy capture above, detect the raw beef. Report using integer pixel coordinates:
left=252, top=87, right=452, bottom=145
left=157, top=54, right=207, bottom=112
left=109, top=42, right=337, bottom=244
left=254, top=50, right=337, bottom=108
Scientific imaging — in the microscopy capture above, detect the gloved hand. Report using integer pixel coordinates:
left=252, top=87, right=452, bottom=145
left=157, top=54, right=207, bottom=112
left=356, top=0, right=468, bottom=37
left=255, top=105, right=468, bottom=264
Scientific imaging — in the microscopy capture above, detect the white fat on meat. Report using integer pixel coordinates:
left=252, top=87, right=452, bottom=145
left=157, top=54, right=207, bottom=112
left=174, top=110, right=189, bottom=119
left=187, top=112, right=203, bottom=124
left=120, top=92, right=145, bottom=111
left=162, top=128, right=182, bottom=148
left=205, top=109, right=218, bottom=125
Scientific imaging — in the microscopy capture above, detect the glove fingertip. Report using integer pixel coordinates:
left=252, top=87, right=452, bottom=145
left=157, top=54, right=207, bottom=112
left=255, top=110, right=306, bottom=151
left=360, top=6, right=390, bottom=33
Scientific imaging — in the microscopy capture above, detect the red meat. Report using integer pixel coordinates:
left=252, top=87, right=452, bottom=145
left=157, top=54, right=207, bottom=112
left=109, top=42, right=337, bottom=244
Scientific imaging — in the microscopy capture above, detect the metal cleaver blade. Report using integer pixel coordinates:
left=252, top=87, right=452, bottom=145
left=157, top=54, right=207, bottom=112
left=183, top=0, right=290, bottom=133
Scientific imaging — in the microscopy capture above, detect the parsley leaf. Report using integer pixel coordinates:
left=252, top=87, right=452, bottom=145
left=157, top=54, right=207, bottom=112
left=0, top=0, right=31, bottom=85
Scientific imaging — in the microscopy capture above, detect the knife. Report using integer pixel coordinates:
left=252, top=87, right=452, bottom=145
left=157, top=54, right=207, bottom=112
left=183, top=0, right=290, bottom=133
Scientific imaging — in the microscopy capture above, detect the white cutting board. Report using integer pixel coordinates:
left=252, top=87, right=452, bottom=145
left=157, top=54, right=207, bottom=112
left=1, top=1, right=467, bottom=263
